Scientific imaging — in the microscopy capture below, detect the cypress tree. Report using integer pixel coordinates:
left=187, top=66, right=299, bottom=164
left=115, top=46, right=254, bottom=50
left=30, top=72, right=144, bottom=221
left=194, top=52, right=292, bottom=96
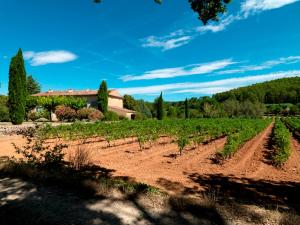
left=156, top=92, right=164, bottom=120
left=97, top=80, right=108, bottom=114
left=26, top=75, right=41, bottom=95
left=184, top=98, right=189, bottom=119
left=8, top=49, right=27, bottom=124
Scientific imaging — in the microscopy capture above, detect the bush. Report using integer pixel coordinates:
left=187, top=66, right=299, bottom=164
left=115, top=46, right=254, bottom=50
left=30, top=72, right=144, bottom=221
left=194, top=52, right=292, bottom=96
left=88, top=109, right=103, bottom=121
left=27, top=110, right=50, bottom=121
left=77, top=107, right=103, bottom=121
left=104, top=111, right=119, bottom=121
left=55, top=105, right=77, bottom=122
left=119, top=115, right=129, bottom=120
left=0, top=105, right=10, bottom=122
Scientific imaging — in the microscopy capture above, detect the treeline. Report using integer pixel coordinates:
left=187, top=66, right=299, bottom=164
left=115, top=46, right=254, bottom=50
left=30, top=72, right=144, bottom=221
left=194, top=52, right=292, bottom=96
left=214, top=77, right=300, bottom=104
left=124, top=77, right=300, bottom=119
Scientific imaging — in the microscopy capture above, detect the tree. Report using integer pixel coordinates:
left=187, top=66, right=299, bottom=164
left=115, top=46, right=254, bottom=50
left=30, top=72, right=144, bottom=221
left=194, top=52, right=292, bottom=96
left=123, top=94, right=136, bottom=110
left=26, top=75, right=41, bottom=95
left=184, top=98, right=189, bottom=119
left=97, top=80, right=108, bottom=114
left=94, top=0, right=231, bottom=25
left=167, top=106, right=177, bottom=118
left=8, top=49, right=27, bottom=124
left=156, top=92, right=164, bottom=120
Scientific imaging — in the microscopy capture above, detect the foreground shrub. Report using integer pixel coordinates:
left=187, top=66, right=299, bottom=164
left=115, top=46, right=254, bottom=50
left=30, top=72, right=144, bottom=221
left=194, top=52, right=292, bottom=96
left=104, top=111, right=119, bottom=121
left=68, top=144, right=91, bottom=170
left=13, top=126, right=67, bottom=170
left=55, top=105, right=77, bottom=122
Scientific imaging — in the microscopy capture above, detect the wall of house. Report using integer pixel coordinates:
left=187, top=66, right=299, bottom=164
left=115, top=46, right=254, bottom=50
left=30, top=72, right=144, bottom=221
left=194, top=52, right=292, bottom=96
left=84, top=95, right=123, bottom=108
left=108, top=97, right=123, bottom=108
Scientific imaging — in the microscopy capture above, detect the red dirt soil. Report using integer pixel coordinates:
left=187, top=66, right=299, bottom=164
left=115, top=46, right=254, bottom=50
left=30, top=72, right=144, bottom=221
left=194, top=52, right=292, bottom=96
left=1, top=124, right=300, bottom=198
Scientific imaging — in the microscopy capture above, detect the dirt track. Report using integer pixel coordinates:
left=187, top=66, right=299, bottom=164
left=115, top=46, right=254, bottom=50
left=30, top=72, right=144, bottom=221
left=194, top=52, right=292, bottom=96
left=1, top=124, right=300, bottom=199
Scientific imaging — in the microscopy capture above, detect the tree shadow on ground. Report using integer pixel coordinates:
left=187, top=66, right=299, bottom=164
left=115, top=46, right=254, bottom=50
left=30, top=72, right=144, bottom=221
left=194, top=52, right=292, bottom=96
left=157, top=173, right=300, bottom=213
left=0, top=162, right=229, bottom=225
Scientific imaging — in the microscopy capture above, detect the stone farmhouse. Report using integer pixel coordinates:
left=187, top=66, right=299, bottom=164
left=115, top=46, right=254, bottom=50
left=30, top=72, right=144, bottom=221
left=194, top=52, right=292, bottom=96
left=33, top=89, right=136, bottom=120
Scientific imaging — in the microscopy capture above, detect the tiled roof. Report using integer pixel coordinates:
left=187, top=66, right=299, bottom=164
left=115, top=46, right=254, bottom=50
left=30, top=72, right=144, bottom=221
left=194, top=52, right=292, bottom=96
left=32, top=89, right=123, bottom=99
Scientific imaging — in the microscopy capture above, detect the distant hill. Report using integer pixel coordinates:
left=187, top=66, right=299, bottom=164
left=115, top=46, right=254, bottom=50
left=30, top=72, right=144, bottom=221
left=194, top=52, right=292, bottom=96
left=213, top=77, right=300, bottom=104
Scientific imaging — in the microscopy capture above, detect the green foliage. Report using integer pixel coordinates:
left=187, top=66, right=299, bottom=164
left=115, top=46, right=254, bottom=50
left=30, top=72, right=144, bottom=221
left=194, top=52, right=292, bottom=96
left=283, top=117, right=300, bottom=133
left=272, top=118, right=292, bottom=166
left=167, top=106, right=177, bottom=118
left=218, top=119, right=271, bottom=159
left=27, top=110, right=50, bottom=121
left=188, top=0, right=231, bottom=25
left=104, top=111, right=119, bottom=121
left=176, top=133, right=190, bottom=155
left=26, top=75, right=41, bottom=95
left=184, top=98, right=189, bottom=119
left=0, top=95, right=10, bottom=122
left=13, top=127, right=67, bottom=170
left=8, top=49, right=27, bottom=124
left=97, top=80, right=108, bottom=114
left=123, top=94, right=136, bottom=110
left=39, top=118, right=271, bottom=159
left=156, top=92, right=164, bottom=120
left=135, top=100, right=152, bottom=119
left=36, top=96, right=87, bottom=112
left=214, top=77, right=300, bottom=104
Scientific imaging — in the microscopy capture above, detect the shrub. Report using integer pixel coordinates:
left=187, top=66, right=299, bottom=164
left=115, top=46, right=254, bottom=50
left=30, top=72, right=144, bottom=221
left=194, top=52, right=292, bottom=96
left=68, top=144, right=91, bottom=170
left=27, top=110, right=50, bottom=121
left=119, top=115, right=129, bottom=120
left=88, top=110, right=103, bottom=121
left=104, top=111, right=119, bottom=121
left=77, top=107, right=103, bottom=121
left=55, top=105, right=77, bottom=122
left=0, top=105, right=10, bottom=122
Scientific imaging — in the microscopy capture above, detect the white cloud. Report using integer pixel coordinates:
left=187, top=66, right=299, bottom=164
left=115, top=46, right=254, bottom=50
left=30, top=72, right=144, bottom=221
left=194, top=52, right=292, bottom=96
left=142, top=0, right=299, bottom=51
left=24, top=50, right=78, bottom=66
left=121, top=59, right=235, bottom=81
left=197, top=15, right=239, bottom=33
left=218, top=56, right=300, bottom=74
left=118, top=70, right=300, bottom=95
left=241, top=0, right=299, bottom=16
left=141, top=31, right=193, bottom=51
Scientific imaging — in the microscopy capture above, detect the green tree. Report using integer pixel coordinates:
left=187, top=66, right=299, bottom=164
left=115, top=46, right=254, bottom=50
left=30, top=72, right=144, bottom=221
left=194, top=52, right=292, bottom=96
left=8, top=49, right=27, bottom=124
left=97, top=80, right=108, bottom=114
left=156, top=92, right=164, bottom=120
left=123, top=94, right=136, bottom=110
left=167, top=106, right=177, bottom=118
left=94, top=0, right=231, bottom=25
left=26, top=75, right=41, bottom=95
left=184, top=98, right=189, bottom=119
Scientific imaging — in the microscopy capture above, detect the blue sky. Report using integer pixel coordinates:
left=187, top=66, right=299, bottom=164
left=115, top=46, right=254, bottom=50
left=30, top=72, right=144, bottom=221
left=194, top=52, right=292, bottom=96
left=1, top=0, right=300, bottom=101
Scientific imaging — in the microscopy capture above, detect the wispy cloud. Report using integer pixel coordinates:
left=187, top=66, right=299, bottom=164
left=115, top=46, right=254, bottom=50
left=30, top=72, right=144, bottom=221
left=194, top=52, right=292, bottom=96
left=121, top=59, right=235, bottom=81
left=24, top=50, right=78, bottom=66
left=218, top=56, right=300, bottom=74
left=141, top=30, right=193, bottom=51
left=118, top=70, right=300, bottom=95
left=142, top=0, right=299, bottom=51
left=241, top=0, right=300, bottom=17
